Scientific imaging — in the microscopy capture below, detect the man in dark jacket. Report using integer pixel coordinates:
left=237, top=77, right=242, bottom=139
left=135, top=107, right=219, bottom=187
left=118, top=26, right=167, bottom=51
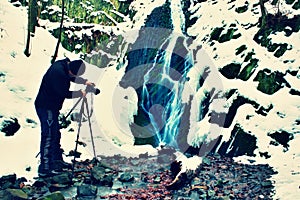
left=35, top=58, right=93, bottom=177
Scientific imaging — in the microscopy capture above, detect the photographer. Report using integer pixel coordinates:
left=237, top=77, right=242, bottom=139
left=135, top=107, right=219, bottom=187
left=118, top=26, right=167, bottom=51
left=34, top=58, right=94, bottom=177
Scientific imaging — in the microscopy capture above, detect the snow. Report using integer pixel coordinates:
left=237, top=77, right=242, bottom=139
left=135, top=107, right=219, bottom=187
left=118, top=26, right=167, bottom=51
left=0, top=0, right=299, bottom=199
left=0, top=0, right=157, bottom=183
left=186, top=0, right=300, bottom=199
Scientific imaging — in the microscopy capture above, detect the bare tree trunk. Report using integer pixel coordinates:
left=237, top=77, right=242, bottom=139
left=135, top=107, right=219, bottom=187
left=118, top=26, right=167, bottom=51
left=24, top=0, right=38, bottom=57
left=51, top=0, right=65, bottom=64
left=24, top=19, right=31, bottom=57
left=277, top=0, right=280, bottom=16
left=259, top=0, right=267, bottom=28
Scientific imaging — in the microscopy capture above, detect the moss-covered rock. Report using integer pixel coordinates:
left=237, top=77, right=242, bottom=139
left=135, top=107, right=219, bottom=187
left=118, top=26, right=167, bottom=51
left=238, top=58, right=259, bottom=81
left=235, top=44, right=247, bottom=55
left=244, top=51, right=255, bottom=62
left=210, top=27, right=224, bottom=41
left=219, top=63, right=241, bottom=79
left=253, top=69, right=287, bottom=94
left=235, top=4, right=248, bottom=13
left=218, top=28, right=237, bottom=43
left=0, top=189, right=28, bottom=200
left=286, top=0, right=296, bottom=5
left=267, top=43, right=279, bottom=52
left=274, top=43, right=288, bottom=57
left=293, top=1, right=300, bottom=9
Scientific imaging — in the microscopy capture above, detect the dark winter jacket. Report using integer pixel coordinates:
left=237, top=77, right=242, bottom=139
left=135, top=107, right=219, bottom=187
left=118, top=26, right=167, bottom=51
left=35, top=58, right=87, bottom=110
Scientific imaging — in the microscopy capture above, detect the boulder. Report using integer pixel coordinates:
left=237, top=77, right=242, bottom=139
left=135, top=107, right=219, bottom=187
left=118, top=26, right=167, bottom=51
left=0, top=117, right=21, bottom=136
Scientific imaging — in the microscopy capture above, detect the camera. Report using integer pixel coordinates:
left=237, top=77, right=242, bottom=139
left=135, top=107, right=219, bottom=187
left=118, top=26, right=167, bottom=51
left=85, top=85, right=100, bottom=95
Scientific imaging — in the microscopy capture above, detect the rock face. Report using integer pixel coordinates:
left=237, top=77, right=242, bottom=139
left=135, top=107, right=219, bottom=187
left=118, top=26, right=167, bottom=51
left=0, top=116, right=21, bottom=136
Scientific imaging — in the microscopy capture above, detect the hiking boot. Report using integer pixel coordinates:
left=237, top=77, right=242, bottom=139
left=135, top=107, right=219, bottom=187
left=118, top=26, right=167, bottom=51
left=52, top=160, right=73, bottom=170
left=38, top=169, right=62, bottom=178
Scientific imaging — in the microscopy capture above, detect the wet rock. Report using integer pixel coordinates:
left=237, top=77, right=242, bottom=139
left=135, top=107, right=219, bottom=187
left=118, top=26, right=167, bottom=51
left=77, top=184, right=97, bottom=198
left=111, top=180, right=123, bottom=190
left=0, top=117, right=21, bottom=136
left=261, top=180, right=273, bottom=188
left=38, top=191, right=65, bottom=200
left=52, top=172, right=72, bottom=185
left=32, top=179, right=48, bottom=188
left=118, top=172, right=134, bottom=183
left=153, top=176, right=161, bottom=183
left=202, top=157, right=211, bottom=166
left=157, top=153, right=173, bottom=164
left=0, top=174, right=17, bottom=189
left=91, top=166, right=113, bottom=186
left=0, top=189, right=28, bottom=200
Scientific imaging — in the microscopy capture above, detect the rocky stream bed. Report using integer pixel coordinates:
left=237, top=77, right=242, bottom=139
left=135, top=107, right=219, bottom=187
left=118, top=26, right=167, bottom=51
left=0, top=148, right=276, bottom=200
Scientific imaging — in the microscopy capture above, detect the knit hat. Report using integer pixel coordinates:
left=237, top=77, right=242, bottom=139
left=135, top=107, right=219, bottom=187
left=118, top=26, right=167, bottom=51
left=69, top=60, right=85, bottom=76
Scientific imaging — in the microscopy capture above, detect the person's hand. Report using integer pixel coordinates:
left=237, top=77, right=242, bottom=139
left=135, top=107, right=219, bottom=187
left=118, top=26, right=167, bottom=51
left=85, top=80, right=95, bottom=86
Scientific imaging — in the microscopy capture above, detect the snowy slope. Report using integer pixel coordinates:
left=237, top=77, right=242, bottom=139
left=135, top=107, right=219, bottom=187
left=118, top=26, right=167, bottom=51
left=0, top=0, right=156, bottom=183
left=185, top=1, right=300, bottom=199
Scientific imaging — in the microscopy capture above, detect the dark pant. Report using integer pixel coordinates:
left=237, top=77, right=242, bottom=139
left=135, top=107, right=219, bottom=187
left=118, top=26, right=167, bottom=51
left=35, top=107, right=62, bottom=172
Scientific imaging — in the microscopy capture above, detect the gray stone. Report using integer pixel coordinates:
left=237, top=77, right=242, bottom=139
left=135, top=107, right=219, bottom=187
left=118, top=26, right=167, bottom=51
left=91, top=166, right=113, bottom=186
left=261, top=180, right=273, bottom=188
left=111, top=180, right=123, bottom=190
left=0, top=189, right=28, bottom=200
left=38, top=191, right=65, bottom=200
left=77, top=184, right=97, bottom=197
left=52, top=173, right=72, bottom=185
left=118, top=172, right=134, bottom=182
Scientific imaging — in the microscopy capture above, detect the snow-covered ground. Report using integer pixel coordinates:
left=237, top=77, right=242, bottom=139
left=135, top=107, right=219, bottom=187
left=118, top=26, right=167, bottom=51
left=185, top=1, right=300, bottom=199
left=0, top=0, right=299, bottom=199
left=0, top=0, right=157, bottom=183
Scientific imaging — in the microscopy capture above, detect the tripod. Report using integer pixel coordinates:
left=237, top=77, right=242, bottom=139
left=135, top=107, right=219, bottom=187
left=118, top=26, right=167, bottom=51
left=65, top=95, right=98, bottom=173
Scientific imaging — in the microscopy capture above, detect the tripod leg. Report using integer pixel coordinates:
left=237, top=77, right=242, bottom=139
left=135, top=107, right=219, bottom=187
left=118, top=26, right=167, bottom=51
left=65, top=96, right=83, bottom=119
left=84, top=97, right=97, bottom=161
left=72, top=97, right=85, bottom=173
